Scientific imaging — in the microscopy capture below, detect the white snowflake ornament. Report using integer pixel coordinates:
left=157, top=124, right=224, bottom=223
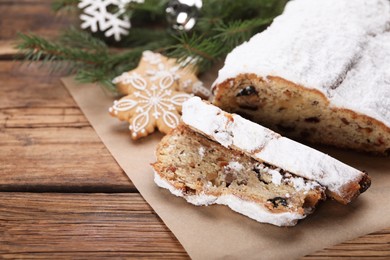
left=78, top=0, right=144, bottom=41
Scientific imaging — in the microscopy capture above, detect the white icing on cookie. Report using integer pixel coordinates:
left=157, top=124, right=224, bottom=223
left=110, top=73, right=192, bottom=139
left=114, top=51, right=210, bottom=98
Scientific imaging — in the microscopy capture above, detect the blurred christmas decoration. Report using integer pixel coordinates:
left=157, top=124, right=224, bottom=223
left=166, top=0, right=202, bottom=31
left=79, top=0, right=145, bottom=41
left=17, top=0, right=288, bottom=93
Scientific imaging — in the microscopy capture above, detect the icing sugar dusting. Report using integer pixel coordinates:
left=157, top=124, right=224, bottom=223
left=182, top=97, right=364, bottom=200
left=198, top=146, right=206, bottom=158
left=332, top=32, right=390, bottom=126
left=256, top=163, right=321, bottom=189
left=227, top=161, right=244, bottom=172
left=290, top=177, right=318, bottom=192
left=256, top=163, right=283, bottom=186
left=182, top=97, right=279, bottom=152
left=269, top=169, right=282, bottom=186
left=213, top=0, right=390, bottom=127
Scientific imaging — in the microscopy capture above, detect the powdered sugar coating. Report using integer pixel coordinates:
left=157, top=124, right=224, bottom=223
left=332, top=32, right=390, bottom=126
left=182, top=97, right=365, bottom=200
left=213, top=0, right=390, bottom=127
left=254, top=164, right=321, bottom=191
left=227, top=161, right=243, bottom=172
left=154, top=171, right=304, bottom=226
left=198, top=146, right=206, bottom=158
left=290, top=177, right=313, bottom=192
left=182, top=96, right=278, bottom=151
left=269, top=168, right=282, bottom=186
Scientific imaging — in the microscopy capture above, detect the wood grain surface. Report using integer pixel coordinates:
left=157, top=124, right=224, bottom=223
left=0, top=61, right=133, bottom=193
left=0, top=0, right=389, bottom=259
left=0, top=193, right=188, bottom=259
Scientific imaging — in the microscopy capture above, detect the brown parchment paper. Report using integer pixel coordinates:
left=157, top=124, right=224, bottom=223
left=62, top=76, right=390, bottom=260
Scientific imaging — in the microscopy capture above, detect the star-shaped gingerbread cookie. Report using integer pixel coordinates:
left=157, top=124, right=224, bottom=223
left=113, top=51, right=211, bottom=99
left=109, top=72, right=192, bottom=140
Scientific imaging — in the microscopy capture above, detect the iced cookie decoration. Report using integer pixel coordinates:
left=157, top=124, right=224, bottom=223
left=109, top=72, right=192, bottom=140
left=113, top=51, right=211, bottom=99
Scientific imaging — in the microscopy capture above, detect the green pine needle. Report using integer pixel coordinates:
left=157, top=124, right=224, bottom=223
left=59, top=27, right=108, bottom=51
left=213, top=17, right=273, bottom=48
left=17, top=33, right=108, bottom=66
left=52, top=0, right=79, bottom=12
left=165, top=33, right=225, bottom=73
left=127, top=0, right=169, bottom=15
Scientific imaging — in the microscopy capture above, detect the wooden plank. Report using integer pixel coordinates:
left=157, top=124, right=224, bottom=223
left=0, top=61, right=133, bottom=192
left=0, top=0, right=75, bottom=58
left=0, top=127, right=134, bottom=192
left=1, top=107, right=89, bottom=128
left=1, top=192, right=389, bottom=259
left=0, top=192, right=189, bottom=259
left=304, top=228, right=390, bottom=259
left=0, top=40, right=17, bottom=57
left=0, top=61, right=76, bottom=109
left=0, top=0, right=76, bottom=41
left=0, top=0, right=76, bottom=58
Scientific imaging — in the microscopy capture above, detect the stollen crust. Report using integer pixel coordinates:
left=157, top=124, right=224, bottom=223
left=211, top=0, right=390, bottom=154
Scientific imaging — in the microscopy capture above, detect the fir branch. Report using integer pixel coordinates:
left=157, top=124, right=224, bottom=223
left=52, top=0, right=79, bottom=12
left=118, top=28, right=172, bottom=47
left=127, top=0, right=169, bottom=25
left=107, top=39, right=175, bottom=67
left=200, top=0, right=287, bottom=24
left=196, top=17, right=223, bottom=33
left=74, top=46, right=158, bottom=92
left=16, top=32, right=171, bottom=89
left=75, top=68, right=118, bottom=92
left=59, top=27, right=108, bottom=51
left=17, top=33, right=108, bottom=66
left=127, top=0, right=168, bottom=15
left=106, top=48, right=145, bottom=70
left=165, top=33, right=226, bottom=73
left=213, top=18, right=274, bottom=49
left=201, top=0, right=264, bottom=22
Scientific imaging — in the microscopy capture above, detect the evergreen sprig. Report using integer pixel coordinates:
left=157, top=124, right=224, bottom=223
left=166, top=33, right=225, bottom=73
left=59, top=27, right=108, bottom=51
left=52, top=0, right=79, bottom=12
left=212, top=17, right=273, bottom=50
left=18, top=0, right=288, bottom=92
left=17, top=33, right=108, bottom=66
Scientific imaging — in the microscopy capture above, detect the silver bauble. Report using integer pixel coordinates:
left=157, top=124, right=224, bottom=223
left=166, top=0, right=203, bottom=31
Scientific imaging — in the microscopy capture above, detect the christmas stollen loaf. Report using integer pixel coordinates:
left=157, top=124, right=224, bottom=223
left=152, top=97, right=371, bottom=226
left=212, top=0, right=390, bottom=155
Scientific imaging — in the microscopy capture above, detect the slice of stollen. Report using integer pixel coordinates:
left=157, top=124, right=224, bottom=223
left=181, top=97, right=371, bottom=204
left=153, top=124, right=326, bottom=226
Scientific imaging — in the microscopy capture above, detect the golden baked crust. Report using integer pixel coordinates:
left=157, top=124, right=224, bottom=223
left=212, top=74, right=390, bottom=155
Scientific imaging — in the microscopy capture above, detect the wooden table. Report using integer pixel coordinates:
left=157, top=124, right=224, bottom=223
left=1, top=1, right=389, bottom=258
